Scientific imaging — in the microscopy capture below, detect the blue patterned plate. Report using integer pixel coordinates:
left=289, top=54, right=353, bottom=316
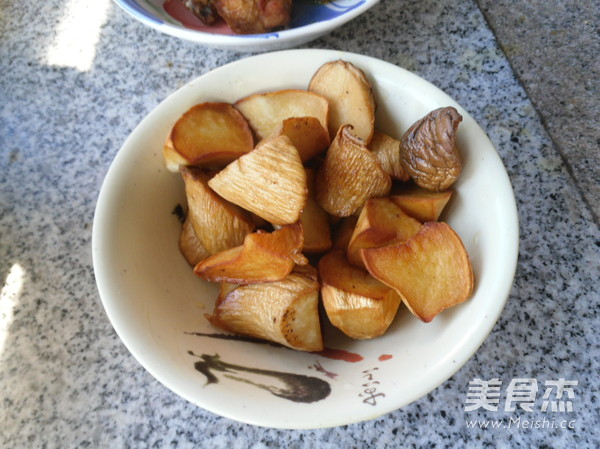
left=114, top=0, right=381, bottom=51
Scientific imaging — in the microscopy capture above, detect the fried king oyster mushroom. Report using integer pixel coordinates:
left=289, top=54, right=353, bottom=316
left=400, top=106, right=463, bottom=191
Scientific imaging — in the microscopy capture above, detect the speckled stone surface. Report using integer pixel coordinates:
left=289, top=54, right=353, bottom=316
left=1, top=0, right=598, bottom=447
left=475, top=0, right=600, bottom=223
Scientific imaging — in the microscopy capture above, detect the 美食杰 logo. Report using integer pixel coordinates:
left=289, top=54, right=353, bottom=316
left=463, top=378, right=578, bottom=430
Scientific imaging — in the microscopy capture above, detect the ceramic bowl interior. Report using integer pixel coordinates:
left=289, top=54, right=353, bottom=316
left=93, top=49, right=519, bottom=429
left=114, top=0, right=381, bottom=51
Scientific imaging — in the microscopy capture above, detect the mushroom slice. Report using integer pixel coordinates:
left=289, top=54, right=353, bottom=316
left=206, top=269, right=323, bottom=352
left=299, top=168, right=332, bottom=254
left=308, top=59, right=376, bottom=143
left=361, top=222, right=474, bottom=322
left=234, top=89, right=328, bottom=141
left=347, top=197, right=422, bottom=269
left=369, top=129, right=410, bottom=181
left=164, top=102, right=254, bottom=171
left=208, top=135, right=307, bottom=226
left=194, top=223, right=305, bottom=284
left=181, top=167, right=255, bottom=255
left=389, top=189, right=453, bottom=223
left=270, top=116, right=330, bottom=162
left=318, top=250, right=401, bottom=339
left=316, top=125, right=391, bottom=217
left=179, top=215, right=210, bottom=266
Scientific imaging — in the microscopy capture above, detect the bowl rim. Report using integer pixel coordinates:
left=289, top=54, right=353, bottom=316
left=113, top=0, right=382, bottom=47
left=92, top=48, right=520, bottom=428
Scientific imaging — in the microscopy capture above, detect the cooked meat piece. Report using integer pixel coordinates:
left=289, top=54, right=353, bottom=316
left=186, top=0, right=219, bottom=25
left=214, top=0, right=292, bottom=34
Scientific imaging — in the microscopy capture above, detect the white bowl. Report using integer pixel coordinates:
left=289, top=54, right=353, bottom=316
left=93, top=49, right=519, bottom=429
left=114, top=0, right=381, bottom=52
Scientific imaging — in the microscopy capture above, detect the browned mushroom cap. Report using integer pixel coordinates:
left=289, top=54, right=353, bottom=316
left=400, top=107, right=463, bottom=191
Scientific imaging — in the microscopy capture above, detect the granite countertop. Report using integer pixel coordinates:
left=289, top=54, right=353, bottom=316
left=1, top=0, right=598, bottom=447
